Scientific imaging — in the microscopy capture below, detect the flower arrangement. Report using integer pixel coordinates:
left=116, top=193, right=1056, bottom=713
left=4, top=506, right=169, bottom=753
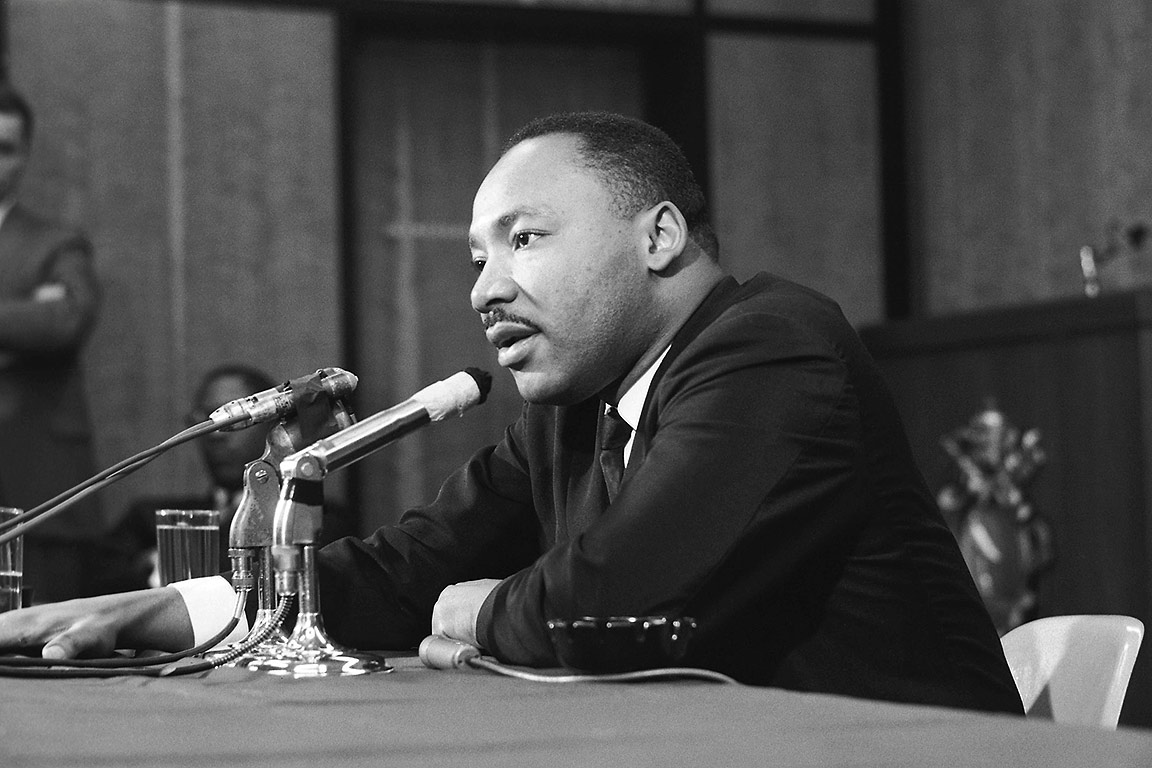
left=936, top=400, right=1054, bottom=634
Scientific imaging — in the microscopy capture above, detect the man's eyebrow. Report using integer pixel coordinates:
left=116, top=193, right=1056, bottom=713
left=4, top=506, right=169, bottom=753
left=469, top=206, right=555, bottom=249
left=498, top=206, right=554, bottom=227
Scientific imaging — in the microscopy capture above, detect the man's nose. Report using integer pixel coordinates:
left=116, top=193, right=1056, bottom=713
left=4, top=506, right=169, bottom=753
left=470, top=258, right=518, bottom=312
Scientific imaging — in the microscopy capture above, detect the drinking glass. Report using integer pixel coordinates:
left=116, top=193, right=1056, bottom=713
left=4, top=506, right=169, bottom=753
left=0, top=507, right=24, bottom=612
left=155, top=509, right=221, bottom=586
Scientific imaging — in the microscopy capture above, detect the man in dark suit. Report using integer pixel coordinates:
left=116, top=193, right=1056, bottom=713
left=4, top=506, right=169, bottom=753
left=0, top=86, right=102, bottom=603
left=0, top=113, right=1022, bottom=714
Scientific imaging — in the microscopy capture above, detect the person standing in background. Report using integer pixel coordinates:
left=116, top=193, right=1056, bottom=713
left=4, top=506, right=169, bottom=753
left=0, top=85, right=102, bottom=604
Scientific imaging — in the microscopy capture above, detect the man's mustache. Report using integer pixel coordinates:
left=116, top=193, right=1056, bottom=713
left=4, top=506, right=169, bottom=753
left=482, top=308, right=541, bottom=333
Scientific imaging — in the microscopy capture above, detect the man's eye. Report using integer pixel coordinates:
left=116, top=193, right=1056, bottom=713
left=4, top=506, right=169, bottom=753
left=512, top=231, right=540, bottom=249
left=471, top=258, right=487, bottom=274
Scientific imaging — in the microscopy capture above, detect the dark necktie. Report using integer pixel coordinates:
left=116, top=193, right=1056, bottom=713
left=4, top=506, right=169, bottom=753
left=599, top=405, right=632, bottom=504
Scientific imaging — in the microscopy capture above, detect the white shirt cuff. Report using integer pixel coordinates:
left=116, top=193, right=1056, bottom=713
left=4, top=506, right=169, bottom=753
left=170, top=576, right=249, bottom=649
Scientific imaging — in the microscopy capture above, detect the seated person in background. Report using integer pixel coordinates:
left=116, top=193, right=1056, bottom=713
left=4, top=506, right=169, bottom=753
left=0, top=112, right=1023, bottom=715
left=82, top=364, right=355, bottom=594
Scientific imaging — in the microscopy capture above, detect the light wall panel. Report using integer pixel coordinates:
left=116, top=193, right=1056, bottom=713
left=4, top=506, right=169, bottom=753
left=8, top=0, right=341, bottom=526
left=903, top=0, right=1152, bottom=315
left=708, top=0, right=873, bottom=23
left=708, top=33, right=883, bottom=326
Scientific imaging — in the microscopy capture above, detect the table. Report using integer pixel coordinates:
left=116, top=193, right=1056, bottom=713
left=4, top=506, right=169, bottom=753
left=2, top=654, right=1151, bottom=767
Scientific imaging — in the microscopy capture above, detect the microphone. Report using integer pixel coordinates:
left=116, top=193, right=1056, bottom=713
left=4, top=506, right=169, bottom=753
left=419, top=635, right=481, bottom=670
left=271, top=368, right=492, bottom=594
left=208, top=367, right=358, bottom=431
left=281, top=367, right=492, bottom=478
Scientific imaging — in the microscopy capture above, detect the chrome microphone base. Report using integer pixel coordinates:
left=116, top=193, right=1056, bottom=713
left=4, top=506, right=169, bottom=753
left=247, top=547, right=391, bottom=677
left=245, top=648, right=391, bottom=678
left=244, top=609, right=391, bottom=677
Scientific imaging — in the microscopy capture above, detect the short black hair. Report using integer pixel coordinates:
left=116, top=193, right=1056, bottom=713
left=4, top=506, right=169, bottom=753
left=503, top=112, right=719, bottom=261
left=0, top=86, right=34, bottom=143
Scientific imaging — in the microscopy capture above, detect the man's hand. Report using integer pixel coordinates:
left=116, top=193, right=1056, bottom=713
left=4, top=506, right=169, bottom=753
left=431, top=579, right=501, bottom=647
left=0, top=588, right=194, bottom=659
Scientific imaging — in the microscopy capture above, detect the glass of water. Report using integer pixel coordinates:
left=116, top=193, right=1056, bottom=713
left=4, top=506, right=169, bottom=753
left=155, top=509, right=221, bottom=586
left=0, top=507, right=23, bottom=612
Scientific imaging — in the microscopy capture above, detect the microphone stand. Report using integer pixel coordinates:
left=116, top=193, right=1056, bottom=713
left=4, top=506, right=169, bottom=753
left=221, top=401, right=359, bottom=670
left=248, top=369, right=491, bottom=678
left=245, top=461, right=388, bottom=678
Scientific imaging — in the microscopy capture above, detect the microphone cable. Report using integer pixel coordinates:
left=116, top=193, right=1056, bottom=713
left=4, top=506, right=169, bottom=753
left=418, top=636, right=739, bottom=685
left=0, top=414, right=245, bottom=546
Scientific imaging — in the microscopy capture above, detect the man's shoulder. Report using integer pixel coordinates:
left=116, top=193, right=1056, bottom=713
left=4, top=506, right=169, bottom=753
left=683, top=272, right=854, bottom=353
left=728, top=272, right=845, bottom=319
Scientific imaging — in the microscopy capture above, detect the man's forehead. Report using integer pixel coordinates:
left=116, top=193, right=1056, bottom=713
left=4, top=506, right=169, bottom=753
left=470, top=134, right=602, bottom=232
left=480, top=135, right=580, bottom=191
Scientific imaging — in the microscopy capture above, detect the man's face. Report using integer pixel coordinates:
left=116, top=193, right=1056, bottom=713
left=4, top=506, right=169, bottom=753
left=469, top=134, right=657, bottom=405
left=194, top=375, right=272, bottom=491
left=0, top=113, right=29, bottom=203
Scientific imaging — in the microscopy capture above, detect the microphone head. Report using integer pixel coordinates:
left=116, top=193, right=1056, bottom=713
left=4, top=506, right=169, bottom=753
left=417, top=369, right=493, bottom=422
left=317, top=367, right=359, bottom=399
left=209, top=366, right=359, bottom=430
left=464, top=367, right=493, bottom=404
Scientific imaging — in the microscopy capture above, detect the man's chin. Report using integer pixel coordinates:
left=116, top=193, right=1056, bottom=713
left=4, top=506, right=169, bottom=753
left=511, top=368, right=603, bottom=405
left=510, top=370, right=583, bottom=406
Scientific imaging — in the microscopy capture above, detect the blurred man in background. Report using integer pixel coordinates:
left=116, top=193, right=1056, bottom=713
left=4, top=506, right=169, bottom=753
left=0, top=86, right=101, bottom=604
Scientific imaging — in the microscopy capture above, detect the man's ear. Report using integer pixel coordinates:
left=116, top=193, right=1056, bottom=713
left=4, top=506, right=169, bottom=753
left=637, top=201, right=689, bottom=272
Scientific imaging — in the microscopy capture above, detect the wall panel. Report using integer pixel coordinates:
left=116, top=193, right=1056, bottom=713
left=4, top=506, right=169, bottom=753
left=708, top=33, right=883, bottom=326
left=348, top=32, right=645, bottom=529
left=8, top=0, right=341, bottom=527
left=903, top=0, right=1152, bottom=315
left=708, top=0, right=873, bottom=23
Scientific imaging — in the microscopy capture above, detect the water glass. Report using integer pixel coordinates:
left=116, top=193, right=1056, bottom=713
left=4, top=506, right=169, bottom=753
left=0, top=507, right=23, bottom=612
left=155, top=509, right=221, bottom=586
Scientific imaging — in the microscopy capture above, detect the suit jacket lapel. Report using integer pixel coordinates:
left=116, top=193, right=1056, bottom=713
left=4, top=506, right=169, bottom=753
left=626, top=275, right=749, bottom=480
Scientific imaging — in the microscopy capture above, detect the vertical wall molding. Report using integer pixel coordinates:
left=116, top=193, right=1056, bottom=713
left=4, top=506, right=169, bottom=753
left=164, top=2, right=187, bottom=418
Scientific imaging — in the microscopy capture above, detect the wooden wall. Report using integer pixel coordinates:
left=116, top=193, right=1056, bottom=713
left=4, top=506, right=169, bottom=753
left=861, top=293, right=1152, bottom=725
left=709, top=31, right=883, bottom=325
left=8, top=0, right=342, bottom=529
left=902, top=0, right=1152, bottom=315
left=345, top=31, right=647, bottom=528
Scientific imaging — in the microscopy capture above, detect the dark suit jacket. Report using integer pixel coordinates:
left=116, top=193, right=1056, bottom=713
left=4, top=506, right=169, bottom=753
left=318, top=273, right=1023, bottom=714
left=0, top=204, right=101, bottom=540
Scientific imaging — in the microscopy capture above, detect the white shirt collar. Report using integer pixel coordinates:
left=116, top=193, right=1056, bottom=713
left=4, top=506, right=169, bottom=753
left=608, top=345, right=670, bottom=465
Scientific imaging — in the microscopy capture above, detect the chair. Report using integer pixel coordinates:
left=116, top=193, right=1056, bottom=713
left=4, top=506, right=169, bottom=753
left=1000, top=615, right=1144, bottom=729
